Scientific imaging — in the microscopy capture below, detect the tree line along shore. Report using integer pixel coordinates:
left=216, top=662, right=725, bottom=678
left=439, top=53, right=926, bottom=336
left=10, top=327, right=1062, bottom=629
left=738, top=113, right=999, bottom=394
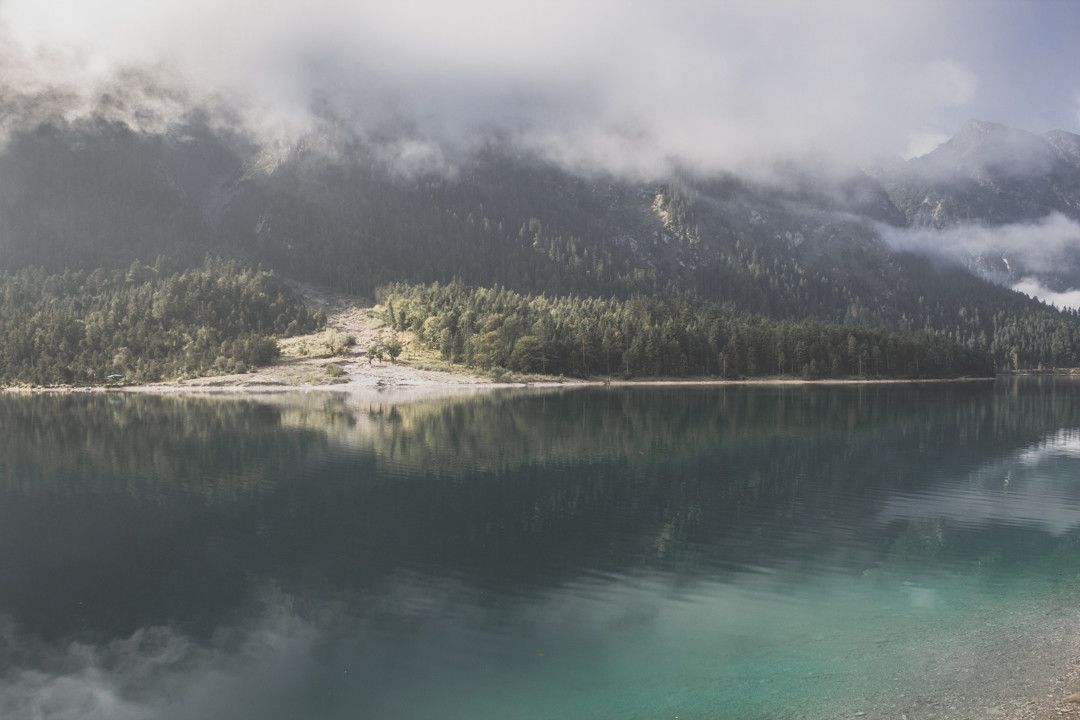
left=13, top=257, right=1080, bottom=388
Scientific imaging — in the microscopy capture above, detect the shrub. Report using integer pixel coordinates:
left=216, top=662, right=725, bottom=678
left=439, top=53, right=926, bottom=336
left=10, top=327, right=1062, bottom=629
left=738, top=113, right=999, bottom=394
left=384, top=335, right=403, bottom=360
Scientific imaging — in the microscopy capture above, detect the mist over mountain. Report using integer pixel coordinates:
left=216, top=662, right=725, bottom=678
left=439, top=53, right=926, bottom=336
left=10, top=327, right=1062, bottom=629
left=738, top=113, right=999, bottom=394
left=883, top=120, right=1080, bottom=228
left=0, top=0, right=989, bottom=178
left=2, top=0, right=1080, bottom=373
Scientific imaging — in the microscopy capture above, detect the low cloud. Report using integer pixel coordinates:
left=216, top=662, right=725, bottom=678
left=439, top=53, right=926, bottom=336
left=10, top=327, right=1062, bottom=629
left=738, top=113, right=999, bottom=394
left=0, top=0, right=983, bottom=178
left=1013, top=277, right=1080, bottom=310
left=904, top=129, right=950, bottom=159
left=878, top=213, right=1080, bottom=281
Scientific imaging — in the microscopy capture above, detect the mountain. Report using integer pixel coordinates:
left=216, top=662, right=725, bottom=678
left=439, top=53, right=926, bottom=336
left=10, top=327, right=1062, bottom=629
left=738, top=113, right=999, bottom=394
left=880, top=120, right=1080, bottom=227
left=1, top=114, right=1080, bottom=369
left=872, top=120, right=1080, bottom=289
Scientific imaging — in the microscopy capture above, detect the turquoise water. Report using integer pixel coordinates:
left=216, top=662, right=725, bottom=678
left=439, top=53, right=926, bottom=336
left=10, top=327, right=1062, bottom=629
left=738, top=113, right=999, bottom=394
left=2, top=380, right=1080, bottom=718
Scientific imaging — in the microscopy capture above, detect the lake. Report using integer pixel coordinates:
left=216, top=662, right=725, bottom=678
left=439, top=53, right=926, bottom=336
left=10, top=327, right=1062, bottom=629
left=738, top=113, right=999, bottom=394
left=3, top=380, right=1080, bottom=719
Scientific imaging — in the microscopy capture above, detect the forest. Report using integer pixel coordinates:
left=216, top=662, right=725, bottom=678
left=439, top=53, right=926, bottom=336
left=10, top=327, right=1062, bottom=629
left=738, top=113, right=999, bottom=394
left=0, top=257, right=320, bottom=385
left=379, top=282, right=994, bottom=379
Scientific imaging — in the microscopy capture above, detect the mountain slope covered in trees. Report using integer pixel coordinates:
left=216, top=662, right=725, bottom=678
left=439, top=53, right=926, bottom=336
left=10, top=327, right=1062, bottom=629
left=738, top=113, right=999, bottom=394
left=0, top=115, right=1079, bottom=375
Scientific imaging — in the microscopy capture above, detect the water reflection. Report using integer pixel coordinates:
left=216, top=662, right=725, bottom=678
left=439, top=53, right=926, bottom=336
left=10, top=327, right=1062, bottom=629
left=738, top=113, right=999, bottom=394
left=878, top=428, right=1080, bottom=535
left=2, top=380, right=1080, bottom=718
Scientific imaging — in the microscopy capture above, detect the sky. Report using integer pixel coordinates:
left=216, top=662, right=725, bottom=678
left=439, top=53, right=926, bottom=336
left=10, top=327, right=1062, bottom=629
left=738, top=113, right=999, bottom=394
left=0, top=0, right=1079, bottom=175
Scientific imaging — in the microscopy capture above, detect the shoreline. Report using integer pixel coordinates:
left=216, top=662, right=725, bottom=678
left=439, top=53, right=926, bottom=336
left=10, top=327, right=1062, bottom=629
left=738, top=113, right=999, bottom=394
left=0, top=374, right=999, bottom=396
left=0, top=291, right=1017, bottom=397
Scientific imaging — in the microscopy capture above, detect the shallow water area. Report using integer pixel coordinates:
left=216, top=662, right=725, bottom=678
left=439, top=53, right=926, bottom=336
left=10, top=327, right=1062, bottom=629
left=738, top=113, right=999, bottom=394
left=2, top=378, right=1080, bottom=719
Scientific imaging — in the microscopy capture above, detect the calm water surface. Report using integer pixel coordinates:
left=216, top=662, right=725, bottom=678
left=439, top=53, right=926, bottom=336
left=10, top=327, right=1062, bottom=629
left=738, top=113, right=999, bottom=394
left=3, top=380, right=1080, bottom=719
